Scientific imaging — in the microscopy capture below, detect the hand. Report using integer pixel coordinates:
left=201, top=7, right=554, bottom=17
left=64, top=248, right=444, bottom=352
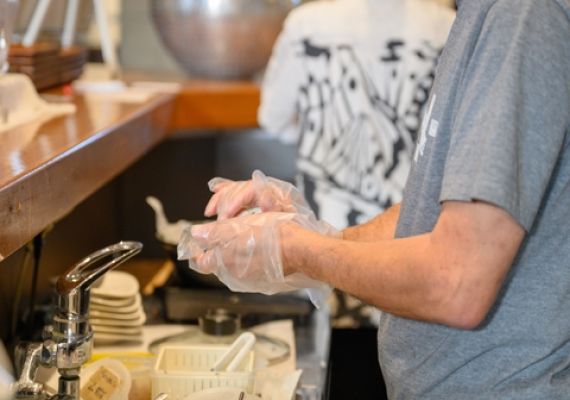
left=181, top=212, right=327, bottom=295
left=204, top=170, right=314, bottom=220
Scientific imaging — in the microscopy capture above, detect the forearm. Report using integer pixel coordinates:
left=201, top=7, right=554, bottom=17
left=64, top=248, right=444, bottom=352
left=286, top=227, right=455, bottom=325
left=342, top=204, right=401, bottom=241
left=282, top=201, right=525, bottom=329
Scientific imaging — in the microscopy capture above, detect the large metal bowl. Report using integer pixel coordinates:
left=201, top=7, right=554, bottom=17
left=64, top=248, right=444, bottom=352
left=151, top=0, right=301, bottom=80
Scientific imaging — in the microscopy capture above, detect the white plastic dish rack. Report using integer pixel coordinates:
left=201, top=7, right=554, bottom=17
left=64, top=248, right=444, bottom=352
left=151, top=345, right=255, bottom=400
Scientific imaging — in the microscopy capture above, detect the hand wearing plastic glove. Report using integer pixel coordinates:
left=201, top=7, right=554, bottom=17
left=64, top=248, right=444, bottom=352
left=177, top=211, right=335, bottom=307
left=205, top=170, right=315, bottom=221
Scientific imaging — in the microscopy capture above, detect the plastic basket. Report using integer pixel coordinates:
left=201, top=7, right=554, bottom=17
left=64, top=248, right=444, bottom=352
left=151, top=345, right=254, bottom=400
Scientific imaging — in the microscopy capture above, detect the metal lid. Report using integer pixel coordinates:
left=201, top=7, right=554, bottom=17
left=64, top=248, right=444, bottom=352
left=199, top=308, right=240, bottom=336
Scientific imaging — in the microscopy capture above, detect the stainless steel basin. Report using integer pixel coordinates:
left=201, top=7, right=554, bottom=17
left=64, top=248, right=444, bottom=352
left=150, top=0, right=303, bottom=80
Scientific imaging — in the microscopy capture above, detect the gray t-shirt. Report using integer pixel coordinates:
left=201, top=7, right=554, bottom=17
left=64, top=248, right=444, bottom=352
left=379, top=0, right=570, bottom=398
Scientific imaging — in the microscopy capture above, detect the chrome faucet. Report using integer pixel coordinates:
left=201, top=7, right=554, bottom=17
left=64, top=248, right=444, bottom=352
left=12, top=241, right=143, bottom=400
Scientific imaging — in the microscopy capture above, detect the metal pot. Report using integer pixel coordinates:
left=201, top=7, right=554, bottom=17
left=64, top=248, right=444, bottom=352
left=150, top=0, right=302, bottom=80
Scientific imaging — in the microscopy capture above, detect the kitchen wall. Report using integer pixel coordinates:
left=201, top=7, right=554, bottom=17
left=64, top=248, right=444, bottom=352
left=120, top=0, right=183, bottom=74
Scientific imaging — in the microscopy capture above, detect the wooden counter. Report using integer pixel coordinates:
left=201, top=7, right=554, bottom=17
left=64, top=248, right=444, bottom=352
left=118, top=70, right=261, bottom=131
left=0, top=93, right=173, bottom=260
left=170, top=80, right=260, bottom=131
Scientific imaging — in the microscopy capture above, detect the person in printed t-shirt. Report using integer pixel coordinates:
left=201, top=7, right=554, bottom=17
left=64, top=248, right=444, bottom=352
left=258, top=0, right=455, bottom=327
left=188, top=0, right=570, bottom=398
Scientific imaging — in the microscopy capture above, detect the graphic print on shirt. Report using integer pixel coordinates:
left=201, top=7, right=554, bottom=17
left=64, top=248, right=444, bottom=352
left=413, top=94, right=439, bottom=162
left=295, top=38, right=441, bottom=228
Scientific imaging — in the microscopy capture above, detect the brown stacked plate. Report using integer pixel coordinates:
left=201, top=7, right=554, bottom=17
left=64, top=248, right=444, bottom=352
left=8, top=42, right=87, bottom=90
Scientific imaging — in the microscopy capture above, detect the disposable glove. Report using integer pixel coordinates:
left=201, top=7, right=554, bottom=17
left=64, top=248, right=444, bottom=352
left=177, top=211, right=335, bottom=307
left=205, top=170, right=315, bottom=221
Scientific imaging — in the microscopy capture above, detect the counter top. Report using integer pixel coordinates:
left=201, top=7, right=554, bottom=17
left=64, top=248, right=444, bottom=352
left=0, top=92, right=173, bottom=260
left=119, top=70, right=261, bottom=131
left=170, top=80, right=260, bottom=131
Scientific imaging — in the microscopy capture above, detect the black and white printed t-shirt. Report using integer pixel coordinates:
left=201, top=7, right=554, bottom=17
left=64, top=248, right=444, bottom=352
left=259, top=0, right=455, bottom=229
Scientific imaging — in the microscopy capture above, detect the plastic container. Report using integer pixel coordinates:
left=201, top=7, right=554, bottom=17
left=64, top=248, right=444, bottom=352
left=89, top=352, right=156, bottom=400
left=151, top=345, right=254, bottom=400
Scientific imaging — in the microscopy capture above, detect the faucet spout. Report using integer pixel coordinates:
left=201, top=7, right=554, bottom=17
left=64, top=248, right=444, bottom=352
left=56, top=241, right=143, bottom=321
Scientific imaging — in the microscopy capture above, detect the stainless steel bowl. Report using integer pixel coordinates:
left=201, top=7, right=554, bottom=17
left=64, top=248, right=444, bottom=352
left=151, top=0, right=302, bottom=80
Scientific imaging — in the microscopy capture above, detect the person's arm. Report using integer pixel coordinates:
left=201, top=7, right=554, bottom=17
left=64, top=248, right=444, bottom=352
left=303, top=1, right=566, bottom=330
left=282, top=200, right=525, bottom=330
left=342, top=204, right=401, bottom=242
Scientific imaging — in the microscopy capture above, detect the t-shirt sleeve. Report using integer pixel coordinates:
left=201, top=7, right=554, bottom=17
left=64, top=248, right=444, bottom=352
left=440, top=0, right=570, bottom=231
left=257, top=11, right=305, bottom=143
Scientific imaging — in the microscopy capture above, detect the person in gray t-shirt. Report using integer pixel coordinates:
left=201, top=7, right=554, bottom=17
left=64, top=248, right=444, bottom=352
left=186, top=0, right=570, bottom=398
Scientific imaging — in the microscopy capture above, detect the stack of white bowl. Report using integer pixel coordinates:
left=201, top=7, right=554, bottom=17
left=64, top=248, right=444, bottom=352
left=89, top=270, right=146, bottom=345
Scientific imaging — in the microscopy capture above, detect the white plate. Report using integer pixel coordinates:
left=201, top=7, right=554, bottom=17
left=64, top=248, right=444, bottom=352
left=90, top=306, right=145, bottom=321
left=91, top=295, right=137, bottom=308
left=183, top=388, right=260, bottom=400
left=91, top=271, right=139, bottom=299
left=93, top=332, right=144, bottom=345
left=92, top=324, right=143, bottom=336
left=90, top=312, right=146, bottom=327
left=91, top=293, right=141, bottom=311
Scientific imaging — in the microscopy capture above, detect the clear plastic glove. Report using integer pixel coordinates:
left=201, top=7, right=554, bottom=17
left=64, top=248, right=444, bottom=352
left=205, top=170, right=315, bottom=221
left=177, top=211, right=335, bottom=308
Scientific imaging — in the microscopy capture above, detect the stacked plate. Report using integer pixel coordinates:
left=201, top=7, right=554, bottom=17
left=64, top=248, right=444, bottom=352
left=89, top=271, right=146, bottom=345
left=9, top=43, right=87, bottom=90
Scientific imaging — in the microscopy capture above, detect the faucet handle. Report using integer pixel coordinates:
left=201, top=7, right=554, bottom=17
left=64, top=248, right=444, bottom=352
left=55, top=241, right=143, bottom=318
left=56, top=241, right=142, bottom=295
